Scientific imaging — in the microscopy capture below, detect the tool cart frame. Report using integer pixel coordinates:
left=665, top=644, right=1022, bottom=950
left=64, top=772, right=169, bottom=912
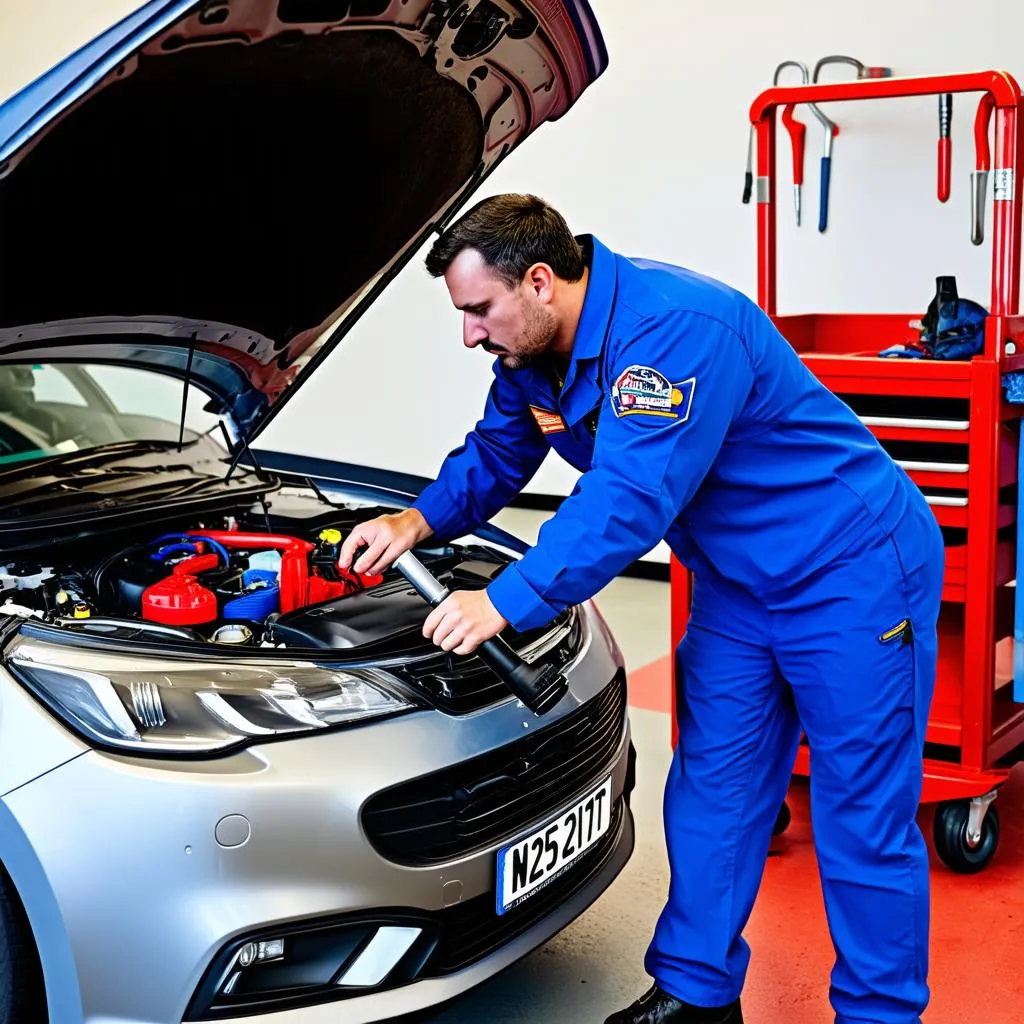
left=669, top=70, right=1024, bottom=873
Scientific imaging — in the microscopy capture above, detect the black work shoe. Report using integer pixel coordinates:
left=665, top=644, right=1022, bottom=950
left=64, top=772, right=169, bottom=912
left=603, top=984, right=743, bottom=1024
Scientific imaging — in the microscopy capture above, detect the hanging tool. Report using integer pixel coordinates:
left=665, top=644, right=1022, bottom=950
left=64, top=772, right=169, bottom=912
left=742, top=124, right=754, bottom=204
left=811, top=56, right=893, bottom=233
left=938, top=93, right=953, bottom=202
left=809, top=69, right=839, bottom=233
left=773, top=60, right=809, bottom=225
left=972, top=93, right=994, bottom=245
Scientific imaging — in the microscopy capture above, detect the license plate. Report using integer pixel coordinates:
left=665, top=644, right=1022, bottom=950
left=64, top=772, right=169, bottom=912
left=496, top=776, right=613, bottom=916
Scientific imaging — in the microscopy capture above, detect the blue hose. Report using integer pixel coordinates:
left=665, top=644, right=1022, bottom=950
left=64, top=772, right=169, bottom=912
left=149, top=533, right=230, bottom=563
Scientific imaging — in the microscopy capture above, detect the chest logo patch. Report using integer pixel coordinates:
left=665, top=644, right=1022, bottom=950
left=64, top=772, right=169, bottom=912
left=529, top=405, right=568, bottom=435
left=611, top=365, right=695, bottom=421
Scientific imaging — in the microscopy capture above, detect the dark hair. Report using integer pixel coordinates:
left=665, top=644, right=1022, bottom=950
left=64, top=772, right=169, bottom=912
left=424, top=193, right=585, bottom=287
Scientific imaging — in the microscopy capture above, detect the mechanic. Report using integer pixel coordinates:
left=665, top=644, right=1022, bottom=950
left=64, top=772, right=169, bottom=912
left=338, top=194, right=945, bottom=1024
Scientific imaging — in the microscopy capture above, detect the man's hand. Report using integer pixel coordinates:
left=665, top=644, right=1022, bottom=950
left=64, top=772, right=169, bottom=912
left=339, top=508, right=433, bottom=576
left=423, top=589, right=508, bottom=656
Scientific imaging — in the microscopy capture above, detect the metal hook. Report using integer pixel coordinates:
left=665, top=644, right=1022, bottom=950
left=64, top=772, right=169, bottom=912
left=773, top=60, right=809, bottom=86
left=809, top=58, right=841, bottom=142
left=813, top=55, right=867, bottom=80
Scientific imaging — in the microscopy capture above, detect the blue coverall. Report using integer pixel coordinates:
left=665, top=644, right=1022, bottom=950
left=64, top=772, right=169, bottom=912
left=413, top=234, right=946, bottom=1024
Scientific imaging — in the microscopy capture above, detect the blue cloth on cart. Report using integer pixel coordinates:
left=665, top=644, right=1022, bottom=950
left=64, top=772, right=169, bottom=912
left=881, top=277, right=987, bottom=360
left=919, top=274, right=988, bottom=360
left=920, top=295, right=987, bottom=359
left=1002, top=372, right=1024, bottom=403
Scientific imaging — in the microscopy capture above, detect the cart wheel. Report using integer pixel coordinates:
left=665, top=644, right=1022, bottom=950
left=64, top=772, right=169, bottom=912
left=772, top=801, right=791, bottom=837
left=933, top=799, right=1000, bottom=874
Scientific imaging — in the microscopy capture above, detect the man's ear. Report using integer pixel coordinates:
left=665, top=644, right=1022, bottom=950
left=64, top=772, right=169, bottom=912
left=524, top=263, right=555, bottom=303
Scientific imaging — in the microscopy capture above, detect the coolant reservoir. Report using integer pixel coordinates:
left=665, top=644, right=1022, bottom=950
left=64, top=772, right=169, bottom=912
left=142, top=575, right=218, bottom=626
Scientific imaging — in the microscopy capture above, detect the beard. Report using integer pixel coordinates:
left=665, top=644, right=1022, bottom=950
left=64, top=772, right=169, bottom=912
left=491, top=300, right=559, bottom=370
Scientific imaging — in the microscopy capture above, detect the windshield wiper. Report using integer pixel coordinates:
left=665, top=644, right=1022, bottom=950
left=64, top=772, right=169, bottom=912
left=0, top=470, right=227, bottom=518
left=0, top=440, right=191, bottom=483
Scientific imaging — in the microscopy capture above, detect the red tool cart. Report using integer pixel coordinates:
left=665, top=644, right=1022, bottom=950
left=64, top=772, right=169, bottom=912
left=670, top=69, right=1024, bottom=874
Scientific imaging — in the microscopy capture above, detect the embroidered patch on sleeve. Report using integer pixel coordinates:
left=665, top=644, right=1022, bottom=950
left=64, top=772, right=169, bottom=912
left=529, top=405, right=568, bottom=435
left=610, top=365, right=695, bottom=421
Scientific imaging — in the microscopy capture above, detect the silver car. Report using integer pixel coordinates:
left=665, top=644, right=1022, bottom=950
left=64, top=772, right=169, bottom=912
left=0, top=2, right=634, bottom=1022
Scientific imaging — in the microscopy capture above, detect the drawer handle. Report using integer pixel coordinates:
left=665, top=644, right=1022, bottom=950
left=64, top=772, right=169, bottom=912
left=860, top=415, right=969, bottom=431
left=897, top=460, right=968, bottom=473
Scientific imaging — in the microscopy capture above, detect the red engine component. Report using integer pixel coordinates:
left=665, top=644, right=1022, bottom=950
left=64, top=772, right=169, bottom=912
left=186, top=530, right=313, bottom=614
left=184, top=530, right=382, bottom=613
left=142, top=574, right=218, bottom=626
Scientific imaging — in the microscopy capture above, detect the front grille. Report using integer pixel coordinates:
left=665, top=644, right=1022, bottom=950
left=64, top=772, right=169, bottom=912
left=397, top=608, right=581, bottom=714
left=425, top=799, right=626, bottom=975
left=361, top=674, right=628, bottom=865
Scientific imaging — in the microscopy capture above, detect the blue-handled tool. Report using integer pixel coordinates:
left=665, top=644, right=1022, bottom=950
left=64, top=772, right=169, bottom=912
left=809, top=101, right=838, bottom=233
left=810, top=56, right=893, bottom=233
left=818, top=152, right=832, bottom=232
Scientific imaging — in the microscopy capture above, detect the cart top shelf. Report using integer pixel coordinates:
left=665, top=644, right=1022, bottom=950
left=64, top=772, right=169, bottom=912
left=749, top=70, right=1024, bottom=323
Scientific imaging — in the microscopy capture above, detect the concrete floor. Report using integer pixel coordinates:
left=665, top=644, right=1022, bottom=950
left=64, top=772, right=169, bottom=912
left=403, top=508, right=1024, bottom=1024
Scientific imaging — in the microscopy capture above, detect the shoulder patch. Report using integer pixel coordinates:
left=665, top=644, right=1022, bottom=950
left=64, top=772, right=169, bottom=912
left=610, top=365, right=695, bottom=421
left=529, top=405, right=567, bottom=435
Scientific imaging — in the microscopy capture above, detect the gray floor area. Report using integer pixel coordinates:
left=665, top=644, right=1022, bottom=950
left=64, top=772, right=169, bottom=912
left=411, top=509, right=676, bottom=1023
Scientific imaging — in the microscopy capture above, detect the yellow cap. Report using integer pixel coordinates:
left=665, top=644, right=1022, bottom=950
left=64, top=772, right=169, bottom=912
left=73, top=603, right=91, bottom=619
left=319, top=528, right=342, bottom=544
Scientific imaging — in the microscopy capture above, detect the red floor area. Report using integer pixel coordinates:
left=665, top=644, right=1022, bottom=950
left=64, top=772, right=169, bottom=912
left=626, top=658, right=1024, bottom=1023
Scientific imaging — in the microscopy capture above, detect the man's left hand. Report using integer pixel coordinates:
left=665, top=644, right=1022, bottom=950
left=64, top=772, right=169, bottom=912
left=423, top=589, right=508, bottom=655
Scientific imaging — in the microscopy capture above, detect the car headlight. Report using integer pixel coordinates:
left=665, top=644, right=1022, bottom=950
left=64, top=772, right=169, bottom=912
left=5, top=634, right=418, bottom=756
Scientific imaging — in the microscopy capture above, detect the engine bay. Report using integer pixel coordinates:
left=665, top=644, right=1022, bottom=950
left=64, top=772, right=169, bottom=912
left=0, top=489, right=515, bottom=653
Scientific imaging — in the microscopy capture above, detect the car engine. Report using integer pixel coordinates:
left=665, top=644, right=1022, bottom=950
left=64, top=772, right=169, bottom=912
left=0, top=491, right=520, bottom=652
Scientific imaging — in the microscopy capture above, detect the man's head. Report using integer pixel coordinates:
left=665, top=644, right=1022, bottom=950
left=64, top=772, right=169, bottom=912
left=424, top=194, right=587, bottom=370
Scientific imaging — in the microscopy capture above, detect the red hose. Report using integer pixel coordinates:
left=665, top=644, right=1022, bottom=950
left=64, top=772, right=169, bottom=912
left=186, top=531, right=313, bottom=614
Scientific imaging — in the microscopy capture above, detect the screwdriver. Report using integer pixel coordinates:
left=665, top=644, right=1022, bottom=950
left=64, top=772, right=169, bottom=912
left=938, top=93, right=952, bottom=203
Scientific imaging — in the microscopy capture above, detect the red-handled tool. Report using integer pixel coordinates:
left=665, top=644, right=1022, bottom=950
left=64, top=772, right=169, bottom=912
left=781, top=103, right=806, bottom=225
left=938, top=93, right=952, bottom=202
left=773, top=61, right=809, bottom=226
left=972, top=93, right=995, bottom=245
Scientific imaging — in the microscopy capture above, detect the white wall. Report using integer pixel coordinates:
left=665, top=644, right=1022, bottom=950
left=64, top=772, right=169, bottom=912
left=261, top=0, right=1024, bottom=507
left=5, top=0, right=1024, bottom=558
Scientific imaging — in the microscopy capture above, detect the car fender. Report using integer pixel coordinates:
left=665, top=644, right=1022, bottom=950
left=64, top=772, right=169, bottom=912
left=0, top=799, right=85, bottom=1024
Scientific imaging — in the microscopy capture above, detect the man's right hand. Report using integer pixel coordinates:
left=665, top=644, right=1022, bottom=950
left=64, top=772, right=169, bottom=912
left=338, top=508, right=433, bottom=576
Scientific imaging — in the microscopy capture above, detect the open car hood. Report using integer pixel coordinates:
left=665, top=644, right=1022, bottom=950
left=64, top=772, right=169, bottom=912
left=0, top=0, right=606, bottom=445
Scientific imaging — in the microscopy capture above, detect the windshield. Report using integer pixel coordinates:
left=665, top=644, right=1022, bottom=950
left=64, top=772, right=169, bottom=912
left=0, top=362, right=224, bottom=466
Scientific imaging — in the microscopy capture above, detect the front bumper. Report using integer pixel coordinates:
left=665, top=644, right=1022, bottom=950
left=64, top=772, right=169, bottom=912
left=1, top=602, right=635, bottom=1023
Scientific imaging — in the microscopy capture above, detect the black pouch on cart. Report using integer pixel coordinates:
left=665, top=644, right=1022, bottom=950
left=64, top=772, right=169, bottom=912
left=919, top=275, right=988, bottom=360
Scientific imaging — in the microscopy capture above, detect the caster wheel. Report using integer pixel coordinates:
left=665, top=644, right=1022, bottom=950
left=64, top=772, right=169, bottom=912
left=933, top=799, right=1000, bottom=874
left=772, top=801, right=791, bottom=837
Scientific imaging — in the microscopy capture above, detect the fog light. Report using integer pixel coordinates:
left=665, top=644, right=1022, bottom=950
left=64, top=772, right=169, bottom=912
left=187, top=916, right=439, bottom=1020
left=237, top=938, right=285, bottom=969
